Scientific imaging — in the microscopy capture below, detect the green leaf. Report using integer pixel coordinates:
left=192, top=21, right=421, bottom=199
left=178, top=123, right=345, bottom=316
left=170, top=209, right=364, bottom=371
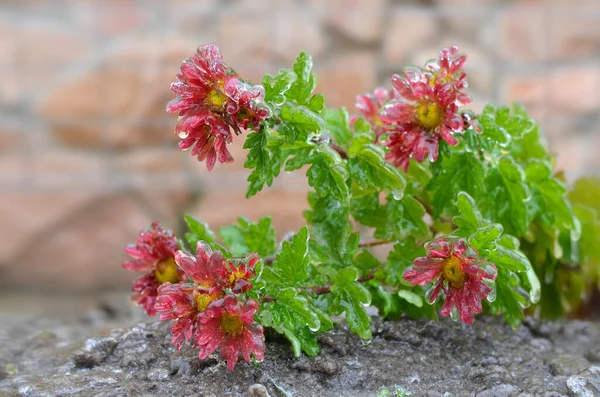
left=260, top=292, right=323, bottom=357
left=307, top=145, right=349, bottom=203
left=324, top=107, right=352, bottom=147
left=331, top=281, right=372, bottom=339
left=480, top=156, right=530, bottom=235
left=307, top=193, right=354, bottom=267
left=349, top=144, right=406, bottom=198
left=468, top=224, right=503, bottom=252
left=219, top=216, right=277, bottom=257
left=286, top=51, right=317, bottom=105
left=184, top=214, right=217, bottom=248
left=376, top=195, right=430, bottom=241
left=244, top=130, right=283, bottom=198
left=280, top=102, right=325, bottom=136
left=350, top=193, right=386, bottom=229
left=453, top=191, right=484, bottom=237
left=569, top=177, right=600, bottom=215
left=397, top=290, right=423, bottom=308
left=384, top=240, right=424, bottom=286
left=526, top=159, right=577, bottom=234
left=487, top=245, right=529, bottom=272
left=354, top=249, right=381, bottom=271
left=428, top=151, right=485, bottom=216
left=307, top=93, right=325, bottom=113
left=268, top=227, right=310, bottom=286
left=262, top=69, right=297, bottom=106
left=488, top=268, right=527, bottom=328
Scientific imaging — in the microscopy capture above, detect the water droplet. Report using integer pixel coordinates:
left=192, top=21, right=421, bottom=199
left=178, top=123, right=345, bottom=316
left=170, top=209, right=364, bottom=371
left=486, top=284, right=497, bottom=303
left=425, top=287, right=438, bottom=304
left=391, top=189, right=404, bottom=201
left=450, top=306, right=459, bottom=322
left=529, top=287, right=541, bottom=304
left=360, top=338, right=372, bottom=346
left=178, top=131, right=189, bottom=139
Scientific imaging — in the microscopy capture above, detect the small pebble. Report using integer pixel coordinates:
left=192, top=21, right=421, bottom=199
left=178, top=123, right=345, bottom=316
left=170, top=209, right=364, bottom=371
left=248, top=383, right=270, bottom=397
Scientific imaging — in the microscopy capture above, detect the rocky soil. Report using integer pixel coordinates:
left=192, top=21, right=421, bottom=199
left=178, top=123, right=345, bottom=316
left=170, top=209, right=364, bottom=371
left=1, top=308, right=600, bottom=397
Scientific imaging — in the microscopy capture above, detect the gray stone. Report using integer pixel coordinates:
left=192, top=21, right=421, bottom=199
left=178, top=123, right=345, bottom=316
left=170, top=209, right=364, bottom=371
left=1, top=314, right=600, bottom=396
left=567, top=366, right=600, bottom=397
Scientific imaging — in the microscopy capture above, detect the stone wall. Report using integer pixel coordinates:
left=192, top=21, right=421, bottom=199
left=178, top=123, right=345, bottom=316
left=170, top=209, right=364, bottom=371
left=0, top=0, right=599, bottom=291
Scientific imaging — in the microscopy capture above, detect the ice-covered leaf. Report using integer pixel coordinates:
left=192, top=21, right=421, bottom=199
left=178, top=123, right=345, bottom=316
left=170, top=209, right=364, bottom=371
left=265, top=227, right=310, bottom=286
left=219, top=216, right=276, bottom=257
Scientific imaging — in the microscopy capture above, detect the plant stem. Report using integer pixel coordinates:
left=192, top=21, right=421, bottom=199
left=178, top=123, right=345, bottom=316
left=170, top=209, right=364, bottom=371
left=359, top=238, right=392, bottom=247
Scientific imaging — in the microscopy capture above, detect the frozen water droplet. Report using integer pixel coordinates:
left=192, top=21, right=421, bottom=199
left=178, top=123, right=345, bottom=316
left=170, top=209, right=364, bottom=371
left=391, top=189, right=404, bottom=201
left=425, top=287, right=438, bottom=304
left=450, top=306, right=459, bottom=322
left=486, top=285, right=497, bottom=303
left=529, top=287, right=541, bottom=305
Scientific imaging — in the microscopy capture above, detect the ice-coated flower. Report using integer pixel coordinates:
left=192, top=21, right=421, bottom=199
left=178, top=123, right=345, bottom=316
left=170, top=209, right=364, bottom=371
left=194, top=295, right=265, bottom=370
left=403, top=238, right=497, bottom=325
left=123, top=222, right=181, bottom=316
left=167, top=44, right=270, bottom=170
left=174, top=241, right=227, bottom=288
left=222, top=254, right=259, bottom=294
left=227, top=78, right=271, bottom=131
left=353, top=87, right=398, bottom=139
left=379, top=46, right=471, bottom=171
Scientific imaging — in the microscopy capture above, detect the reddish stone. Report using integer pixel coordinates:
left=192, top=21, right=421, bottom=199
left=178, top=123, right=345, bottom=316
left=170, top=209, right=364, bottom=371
left=189, top=188, right=310, bottom=240
left=315, top=51, right=377, bottom=110
left=383, top=10, right=439, bottom=65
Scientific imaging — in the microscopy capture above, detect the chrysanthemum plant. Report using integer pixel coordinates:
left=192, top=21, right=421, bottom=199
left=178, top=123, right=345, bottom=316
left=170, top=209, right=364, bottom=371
left=123, top=44, right=600, bottom=370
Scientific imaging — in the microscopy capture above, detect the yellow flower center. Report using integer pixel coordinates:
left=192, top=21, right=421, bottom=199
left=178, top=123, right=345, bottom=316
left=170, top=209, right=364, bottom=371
left=207, top=81, right=227, bottom=111
left=154, top=257, right=181, bottom=284
left=227, top=269, right=248, bottom=286
left=442, top=256, right=467, bottom=288
left=219, top=313, right=244, bottom=337
left=416, top=101, right=443, bottom=130
left=195, top=292, right=218, bottom=312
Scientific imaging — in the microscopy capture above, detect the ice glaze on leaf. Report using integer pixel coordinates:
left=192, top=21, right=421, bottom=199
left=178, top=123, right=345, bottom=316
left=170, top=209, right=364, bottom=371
left=219, top=216, right=277, bottom=257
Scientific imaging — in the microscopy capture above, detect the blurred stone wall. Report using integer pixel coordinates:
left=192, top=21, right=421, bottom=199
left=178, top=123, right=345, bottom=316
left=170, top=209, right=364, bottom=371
left=0, top=0, right=598, bottom=292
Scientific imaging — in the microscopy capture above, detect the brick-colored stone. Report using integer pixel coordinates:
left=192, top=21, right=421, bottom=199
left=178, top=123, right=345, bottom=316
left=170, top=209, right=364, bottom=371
left=0, top=126, right=26, bottom=151
left=114, top=148, right=186, bottom=175
left=548, top=14, right=600, bottom=61
left=189, top=189, right=310, bottom=240
left=502, top=67, right=600, bottom=120
left=219, top=13, right=273, bottom=67
left=497, top=6, right=546, bottom=62
left=273, top=9, right=326, bottom=63
left=1, top=194, right=152, bottom=291
left=315, top=51, right=377, bottom=110
left=325, top=0, right=386, bottom=44
left=550, top=136, right=587, bottom=174
left=38, top=36, right=194, bottom=150
left=383, top=10, right=439, bottom=65
left=0, top=192, right=96, bottom=265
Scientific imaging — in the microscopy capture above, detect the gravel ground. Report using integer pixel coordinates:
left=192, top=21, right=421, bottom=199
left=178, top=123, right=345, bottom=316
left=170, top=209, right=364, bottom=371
left=0, top=294, right=599, bottom=397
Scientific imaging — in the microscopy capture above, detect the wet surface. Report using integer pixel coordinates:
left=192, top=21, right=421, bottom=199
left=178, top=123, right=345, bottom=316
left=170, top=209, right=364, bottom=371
left=0, top=294, right=599, bottom=396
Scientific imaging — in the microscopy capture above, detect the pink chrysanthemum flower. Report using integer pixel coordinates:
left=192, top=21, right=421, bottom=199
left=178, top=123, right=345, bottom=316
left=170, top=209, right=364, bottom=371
left=379, top=46, right=471, bottom=171
left=222, top=254, right=259, bottom=294
left=194, top=295, right=265, bottom=370
left=353, top=87, right=398, bottom=139
left=403, top=238, right=497, bottom=325
left=155, top=241, right=228, bottom=348
left=167, top=44, right=270, bottom=170
left=227, top=78, right=271, bottom=131
left=122, top=222, right=181, bottom=316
